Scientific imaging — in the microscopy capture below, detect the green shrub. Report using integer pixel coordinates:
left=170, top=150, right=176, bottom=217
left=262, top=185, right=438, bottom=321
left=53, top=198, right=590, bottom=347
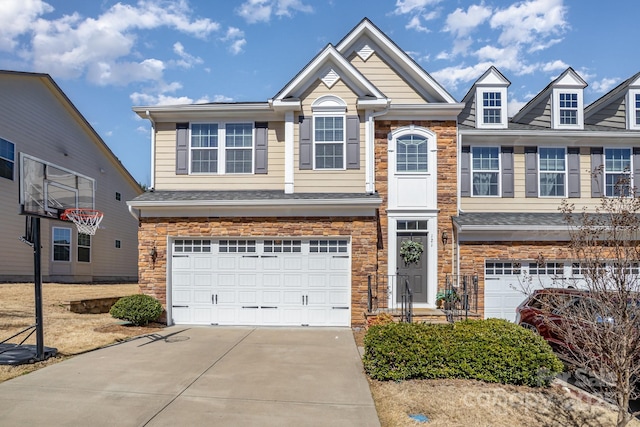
left=363, top=318, right=563, bottom=387
left=109, top=294, right=163, bottom=326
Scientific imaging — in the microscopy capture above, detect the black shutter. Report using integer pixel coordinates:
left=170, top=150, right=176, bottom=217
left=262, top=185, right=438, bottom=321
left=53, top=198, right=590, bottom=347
left=176, top=122, right=189, bottom=175
left=346, top=115, right=360, bottom=169
left=254, top=122, right=268, bottom=174
left=501, top=146, right=514, bottom=198
left=461, top=146, right=471, bottom=197
left=525, top=146, right=538, bottom=198
left=567, top=147, right=580, bottom=198
left=299, top=116, right=312, bottom=170
left=591, top=147, right=604, bottom=198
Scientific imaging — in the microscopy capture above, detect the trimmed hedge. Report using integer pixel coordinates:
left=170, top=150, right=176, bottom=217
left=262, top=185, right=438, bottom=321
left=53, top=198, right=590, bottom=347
left=110, top=294, right=163, bottom=326
left=363, top=318, right=563, bottom=387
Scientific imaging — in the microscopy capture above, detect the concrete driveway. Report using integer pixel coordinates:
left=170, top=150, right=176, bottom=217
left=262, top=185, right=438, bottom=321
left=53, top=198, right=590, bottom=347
left=0, top=327, right=380, bottom=426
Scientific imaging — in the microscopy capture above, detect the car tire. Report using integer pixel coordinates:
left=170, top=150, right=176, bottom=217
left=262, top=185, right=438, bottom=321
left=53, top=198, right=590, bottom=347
left=520, top=322, right=539, bottom=334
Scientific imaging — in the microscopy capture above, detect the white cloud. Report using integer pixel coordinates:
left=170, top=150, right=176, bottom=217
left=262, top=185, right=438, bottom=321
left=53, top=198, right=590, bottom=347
left=136, top=125, right=148, bottom=133
left=9, top=0, right=218, bottom=86
left=507, top=98, right=527, bottom=116
left=591, top=77, right=619, bottom=94
left=444, top=4, right=492, bottom=38
left=394, top=0, right=442, bottom=15
left=172, top=42, right=203, bottom=68
left=212, top=94, right=234, bottom=102
left=431, top=62, right=493, bottom=92
left=541, top=59, right=569, bottom=73
left=237, top=0, right=312, bottom=24
left=0, top=0, right=53, bottom=51
left=222, top=27, right=246, bottom=55
left=490, top=0, right=568, bottom=47
left=406, top=16, right=430, bottom=33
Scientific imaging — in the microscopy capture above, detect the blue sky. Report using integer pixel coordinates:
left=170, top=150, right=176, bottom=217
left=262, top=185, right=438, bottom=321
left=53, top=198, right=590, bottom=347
left=1, top=0, right=638, bottom=185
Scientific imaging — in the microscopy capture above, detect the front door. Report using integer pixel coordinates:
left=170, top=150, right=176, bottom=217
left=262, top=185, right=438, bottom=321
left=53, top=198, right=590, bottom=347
left=396, top=234, right=428, bottom=303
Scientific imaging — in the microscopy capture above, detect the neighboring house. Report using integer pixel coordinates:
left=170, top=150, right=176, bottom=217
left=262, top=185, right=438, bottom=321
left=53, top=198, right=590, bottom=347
left=0, top=70, right=142, bottom=283
left=129, top=18, right=462, bottom=327
left=457, top=66, right=640, bottom=321
left=129, top=17, right=640, bottom=327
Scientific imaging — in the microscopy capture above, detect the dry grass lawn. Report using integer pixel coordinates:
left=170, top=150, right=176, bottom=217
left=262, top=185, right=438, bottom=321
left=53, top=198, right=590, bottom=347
left=0, top=283, right=163, bottom=382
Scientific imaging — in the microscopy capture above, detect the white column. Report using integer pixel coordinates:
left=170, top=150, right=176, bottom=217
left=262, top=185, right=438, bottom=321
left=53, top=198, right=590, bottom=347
left=365, top=110, right=375, bottom=194
left=284, top=111, right=295, bottom=194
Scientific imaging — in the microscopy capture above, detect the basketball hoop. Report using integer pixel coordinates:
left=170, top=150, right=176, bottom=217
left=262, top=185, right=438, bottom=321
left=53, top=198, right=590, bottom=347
left=61, top=208, right=104, bottom=235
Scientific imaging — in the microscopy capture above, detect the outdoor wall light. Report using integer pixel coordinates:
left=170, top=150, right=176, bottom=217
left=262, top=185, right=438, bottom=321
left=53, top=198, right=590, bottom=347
left=150, top=246, right=158, bottom=264
left=441, top=231, right=449, bottom=246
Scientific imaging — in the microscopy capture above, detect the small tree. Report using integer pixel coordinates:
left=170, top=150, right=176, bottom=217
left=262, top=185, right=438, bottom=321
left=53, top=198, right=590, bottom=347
left=555, top=177, right=640, bottom=427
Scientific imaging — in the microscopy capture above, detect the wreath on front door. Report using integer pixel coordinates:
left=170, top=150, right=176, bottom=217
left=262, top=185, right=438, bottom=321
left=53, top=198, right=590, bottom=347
left=400, top=240, right=424, bottom=266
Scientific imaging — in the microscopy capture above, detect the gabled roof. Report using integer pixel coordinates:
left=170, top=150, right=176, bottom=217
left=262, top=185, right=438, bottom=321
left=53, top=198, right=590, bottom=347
left=512, top=67, right=587, bottom=123
left=0, top=70, right=142, bottom=193
left=272, top=43, right=386, bottom=109
left=461, top=66, right=510, bottom=104
left=336, top=18, right=457, bottom=104
left=585, top=71, right=640, bottom=118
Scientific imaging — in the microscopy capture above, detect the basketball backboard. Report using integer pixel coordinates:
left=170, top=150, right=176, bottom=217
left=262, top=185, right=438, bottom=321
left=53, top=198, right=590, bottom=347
left=19, top=153, right=95, bottom=220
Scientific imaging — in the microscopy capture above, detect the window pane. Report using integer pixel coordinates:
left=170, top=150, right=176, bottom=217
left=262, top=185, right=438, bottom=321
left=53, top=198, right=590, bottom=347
left=53, top=228, right=71, bottom=261
left=191, top=124, right=218, bottom=148
left=540, top=172, right=565, bottom=196
left=396, top=135, right=427, bottom=172
left=482, top=92, right=501, bottom=124
left=636, top=94, right=640, bottom=125
left=472, top=147, right=499, bottom=170
left=226, top=148, right=252, bottom=173
left=605, top=148, right=631, bottom=172
left=315, top=116, right=343, bottom=142
left=0, top=138, right=14, bottom=180
left=315, top=143, right=343, bottom=169
left=78, top=247, right=90, bottom=262
left=559, top=93, right=578, bottom=125
left=472, top=172, right=499, bottom=196
left=225, top=124, right=252, bottom=147
left=191, top=149, right=218, bottom=173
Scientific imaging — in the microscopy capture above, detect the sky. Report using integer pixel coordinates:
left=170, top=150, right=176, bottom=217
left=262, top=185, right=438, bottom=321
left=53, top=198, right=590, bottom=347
left=1, top=0, right=638, bottom=186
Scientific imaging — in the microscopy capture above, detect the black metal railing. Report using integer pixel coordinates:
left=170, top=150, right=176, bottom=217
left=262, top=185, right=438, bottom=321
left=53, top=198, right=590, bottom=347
left=442, top=274, right=479, bottom=322
left=367, top=274, right=414, bottom=323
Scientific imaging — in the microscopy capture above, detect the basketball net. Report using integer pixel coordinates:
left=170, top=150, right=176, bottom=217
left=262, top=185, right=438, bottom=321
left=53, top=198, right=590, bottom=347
left=61, top=209, right=104, bottom=235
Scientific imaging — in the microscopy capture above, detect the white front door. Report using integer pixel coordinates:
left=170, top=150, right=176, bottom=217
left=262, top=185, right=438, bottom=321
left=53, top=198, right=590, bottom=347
left=170, top=238, right=351, bottom=326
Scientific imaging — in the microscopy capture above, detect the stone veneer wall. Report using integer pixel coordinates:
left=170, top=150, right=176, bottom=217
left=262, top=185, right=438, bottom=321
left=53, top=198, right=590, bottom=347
left=138, top=216, right=378, bottom=327
left=374, top=120, right=459, bottom=299
left=459, top=241, right=573, bottom=317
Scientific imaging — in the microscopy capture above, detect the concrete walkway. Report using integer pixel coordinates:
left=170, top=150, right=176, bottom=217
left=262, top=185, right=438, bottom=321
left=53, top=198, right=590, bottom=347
left=0, top=327, right=380, bottom=426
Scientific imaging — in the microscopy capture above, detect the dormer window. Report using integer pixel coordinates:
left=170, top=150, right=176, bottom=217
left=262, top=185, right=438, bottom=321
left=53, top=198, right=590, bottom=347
left=629, top=90, right=640, bottom=130
left=552, top=88, right=583, bottom=129
left=476, top=88, right=507, bottom=129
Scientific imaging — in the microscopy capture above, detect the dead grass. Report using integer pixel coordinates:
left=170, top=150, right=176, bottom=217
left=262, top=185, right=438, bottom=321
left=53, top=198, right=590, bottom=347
left=0, top=283, right=164, bottom=382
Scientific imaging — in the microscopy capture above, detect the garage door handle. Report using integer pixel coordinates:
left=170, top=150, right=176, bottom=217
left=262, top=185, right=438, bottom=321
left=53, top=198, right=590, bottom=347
left=173, top=255, right=188, bottom=258
left=242, top=255, right=259, bottom=258
left=261, top=306, right=278, bottom=309
left=332, top=255, right=349, bottom=258
left=172, top=305, right=188, bottom=308
left=261, top=255, right=278, bottom=258
left=332, top=306, right=349, bottom=309
left=242, top=306, right=259, bottom=309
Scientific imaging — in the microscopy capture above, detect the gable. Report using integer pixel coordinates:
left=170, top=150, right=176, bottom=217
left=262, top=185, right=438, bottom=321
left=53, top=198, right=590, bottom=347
left=348, top=47, right=426, bottom=104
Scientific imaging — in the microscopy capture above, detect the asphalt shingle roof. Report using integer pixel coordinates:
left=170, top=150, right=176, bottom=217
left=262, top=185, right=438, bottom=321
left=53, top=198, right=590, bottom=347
left=453, top=212, right=568, bottom=228
left=131, top=190, right=380, bottom=203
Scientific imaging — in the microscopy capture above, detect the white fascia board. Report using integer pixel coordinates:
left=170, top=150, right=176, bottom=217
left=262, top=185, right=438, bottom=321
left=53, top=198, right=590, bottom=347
left=133, top=103, right=274, bottom=121
left=269, top=99, right=302, bottom=111
left=357, top=98, right=389, bottom=108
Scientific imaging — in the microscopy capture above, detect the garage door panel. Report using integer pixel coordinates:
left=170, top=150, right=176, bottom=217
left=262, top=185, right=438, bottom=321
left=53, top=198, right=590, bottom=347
left=171, top=238, right=351, bottom=327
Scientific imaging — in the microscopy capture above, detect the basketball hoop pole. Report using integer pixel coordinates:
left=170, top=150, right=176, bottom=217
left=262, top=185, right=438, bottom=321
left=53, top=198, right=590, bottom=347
left=31, top=216, right=45, bottom=360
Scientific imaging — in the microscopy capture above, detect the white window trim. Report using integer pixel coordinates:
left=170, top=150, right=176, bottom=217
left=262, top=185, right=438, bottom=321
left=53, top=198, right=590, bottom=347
left=52, top=227, right=72, bottom=262
left=552, top=88, right=583, bottom=129
left=476, top=87, right=508, bottom=129
left=538, top=147, right=567, bottom=198
left=311, top=95, right=347, bottom=171
left=189, top=121, right=255, bottom=175
left=628, top=90, right=640, bottom=130
left=471, top=146, right=501, bottom=197
left=604, top=147, right=633, bottom=197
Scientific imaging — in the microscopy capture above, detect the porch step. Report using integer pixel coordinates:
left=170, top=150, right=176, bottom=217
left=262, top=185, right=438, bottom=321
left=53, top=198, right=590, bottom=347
left=365, top=308, right=450, bottom=325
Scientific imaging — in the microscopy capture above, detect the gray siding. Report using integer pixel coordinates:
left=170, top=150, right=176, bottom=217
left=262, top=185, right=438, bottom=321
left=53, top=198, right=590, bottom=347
left=0, top=74, right=140, bottom=283
left=458, top=96, right=476, bottom=127
left=518, top=97, right=552, bottom=127
left=585, top=96, right=626, bottom=128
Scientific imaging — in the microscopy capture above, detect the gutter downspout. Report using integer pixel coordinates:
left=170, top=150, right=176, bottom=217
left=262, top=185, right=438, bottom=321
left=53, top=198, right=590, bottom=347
left=146, top=110, right=156, bottom=190
left=127, top=204, right=140, bottom=221
left=365, top=101, right=391, bottom=194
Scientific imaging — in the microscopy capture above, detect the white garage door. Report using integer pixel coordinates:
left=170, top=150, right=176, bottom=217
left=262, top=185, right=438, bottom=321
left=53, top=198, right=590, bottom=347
left=484, top=261, right=566, bottom=322
left=170, top=238, right=351, bottom=326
